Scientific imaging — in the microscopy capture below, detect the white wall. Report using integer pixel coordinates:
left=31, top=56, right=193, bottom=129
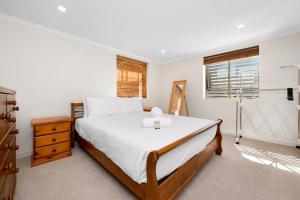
left=159, top=33, right=300, bottom=146
left=0, top=18, right=160, bottom=157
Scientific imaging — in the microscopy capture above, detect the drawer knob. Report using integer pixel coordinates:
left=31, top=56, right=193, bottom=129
left=52, top=138, right=57, bottom=142
left=13, top=168, right=19, bottom=173
left=10, top=129, right=19, bottom=134
left=3, top=162, right=13, bottom=171
left=0, top=113, right=6, bottom=120
left=7, top=100, right=17, bottom=105
left=11, top=145, right=19, bottom=151
left=52, top=149, right=57, bottom=153
left=7, top=117, right=16, bottom=123
left=52, top=127, right=57, bottom=131
left=48, top=156, right=53, bottom=159
left=4, top=143, right=12, bottom=149
left=6, top=113, right=16, bottom=123
left=12, top=106, right=19, bottom=111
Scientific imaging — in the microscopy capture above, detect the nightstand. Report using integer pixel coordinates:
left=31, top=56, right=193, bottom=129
left=31, top=116, right=72, bottom=167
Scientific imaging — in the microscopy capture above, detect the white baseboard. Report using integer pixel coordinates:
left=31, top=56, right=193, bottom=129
left=17, top=150, right=32, bottom=159
left=297, top=139, right=300, bottom=146
left=222, top=129, right=236, bottom=135
left=222, top=129, right=297, bottom=147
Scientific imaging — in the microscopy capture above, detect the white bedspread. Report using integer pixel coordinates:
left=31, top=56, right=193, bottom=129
left=75, top=112, right=216, bottom=183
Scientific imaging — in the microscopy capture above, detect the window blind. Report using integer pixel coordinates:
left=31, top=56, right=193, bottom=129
left=117, top=55, right=147, bottom=98
left=204, top=46, right=259, bottom=98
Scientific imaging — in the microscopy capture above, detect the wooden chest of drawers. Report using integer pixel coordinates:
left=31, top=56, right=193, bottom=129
left=31, top=116, right=72, bottom=167
left=0, top=87, right=19, bottom=200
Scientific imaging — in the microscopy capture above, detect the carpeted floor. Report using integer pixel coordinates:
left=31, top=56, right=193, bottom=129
left=15, top=135, right=300, bottom=200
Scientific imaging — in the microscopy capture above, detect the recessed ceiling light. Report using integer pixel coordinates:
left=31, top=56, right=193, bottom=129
left=58, top=5, right=66, bottom=13
left=237, top=24, right=245, bottom=29
left=161, top=50, right=166, bottom=54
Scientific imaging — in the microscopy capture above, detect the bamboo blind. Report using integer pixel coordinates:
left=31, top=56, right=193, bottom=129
left=117, top=55, right=147, bottom=98
left=203, top=46, right=259, bottom=65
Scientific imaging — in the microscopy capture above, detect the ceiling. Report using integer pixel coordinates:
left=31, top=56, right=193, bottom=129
left=0, top=0, right=300, bottom=63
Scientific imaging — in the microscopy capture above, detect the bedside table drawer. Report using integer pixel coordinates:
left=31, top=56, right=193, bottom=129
left=34, top=122, right=70, bottom=136
left=34, top=132, right=70, bottom=148
left=34, top=142, right=70, bottom=159
left=32, top=151, right=71, bottom=166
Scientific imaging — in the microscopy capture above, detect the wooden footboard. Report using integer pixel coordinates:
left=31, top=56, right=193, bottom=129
left=71, top=103, right=222, bottom=200
left=146, top=119, right=222, bottom=200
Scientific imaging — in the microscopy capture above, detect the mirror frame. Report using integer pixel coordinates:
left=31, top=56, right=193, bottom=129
left=168, top=80, right=188, bottom=116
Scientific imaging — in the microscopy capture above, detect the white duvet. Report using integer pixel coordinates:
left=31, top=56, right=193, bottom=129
left=75, top=112, right=216, bottom=183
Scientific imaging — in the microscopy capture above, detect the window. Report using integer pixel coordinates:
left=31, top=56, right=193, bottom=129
left=204, top=46, right=259, bottom=98
left=117, top=55, right=147, bottom=98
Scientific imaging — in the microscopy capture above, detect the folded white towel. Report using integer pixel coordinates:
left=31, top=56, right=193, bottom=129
left=151, top=107, right=163, bottom=117
left=142, top=117, right=172, bottom=128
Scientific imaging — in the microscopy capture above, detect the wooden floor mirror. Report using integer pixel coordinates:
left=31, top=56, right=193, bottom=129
left=168, top=80, right=188, bottom=116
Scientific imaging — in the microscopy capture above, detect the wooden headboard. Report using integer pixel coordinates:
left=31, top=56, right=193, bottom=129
left=70, top=102, right=84, bottom=146
left=71, top=101, right=152, bottom=122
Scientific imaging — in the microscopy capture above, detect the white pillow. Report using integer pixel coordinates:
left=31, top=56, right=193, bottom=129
left=151, top=107, right=163, bottom=117
left=82, top=97, right=88, bottom=118
left=119, top=98, right=143, bottom=114
left=86, top=97, right=121, bottom=117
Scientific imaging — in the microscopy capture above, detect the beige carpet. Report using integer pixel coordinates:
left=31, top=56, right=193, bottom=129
left=15, top=135, right=300, bottom=200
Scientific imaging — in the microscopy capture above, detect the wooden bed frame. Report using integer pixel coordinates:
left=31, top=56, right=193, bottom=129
left=71, top=102, right=222, bottom=200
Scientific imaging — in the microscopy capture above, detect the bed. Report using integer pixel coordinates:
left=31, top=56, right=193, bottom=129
left=71, top=100, right=222, bottom=200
